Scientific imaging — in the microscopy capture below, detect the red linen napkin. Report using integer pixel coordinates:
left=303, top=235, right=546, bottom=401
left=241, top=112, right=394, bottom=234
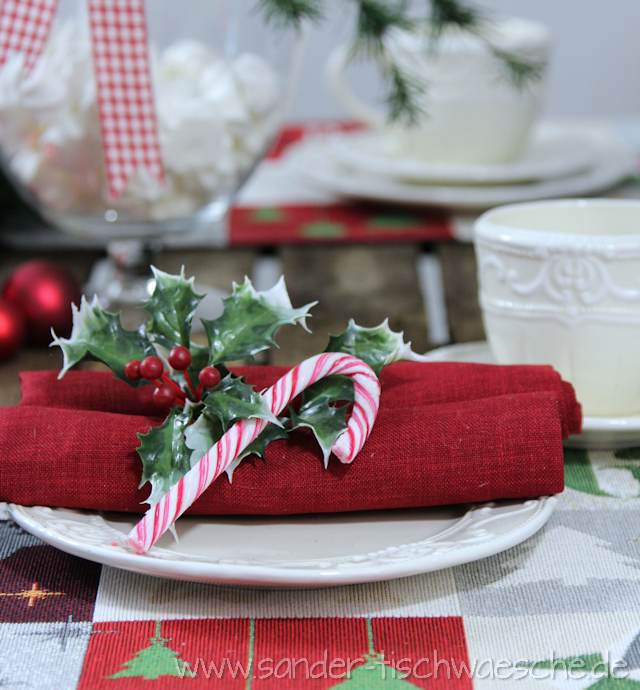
left=0, top=363, right=580, bottom=515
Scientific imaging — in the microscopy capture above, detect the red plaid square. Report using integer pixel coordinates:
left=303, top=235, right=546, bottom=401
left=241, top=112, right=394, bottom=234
left=0, top=0, right=57, bottom=71
left=88, top=0, right=164, bottom=199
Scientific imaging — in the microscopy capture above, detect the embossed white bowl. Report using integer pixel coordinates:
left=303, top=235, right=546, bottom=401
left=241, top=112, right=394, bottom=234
left=475, top=199, right=640, bottom=416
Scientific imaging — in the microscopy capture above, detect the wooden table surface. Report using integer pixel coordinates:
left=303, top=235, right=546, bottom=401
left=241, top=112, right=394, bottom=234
left=0, top=241, right=485, bottom=406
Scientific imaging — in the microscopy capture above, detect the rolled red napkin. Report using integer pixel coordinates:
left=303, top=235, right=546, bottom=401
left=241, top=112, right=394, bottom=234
left=0, top=363, right=580, bottom=515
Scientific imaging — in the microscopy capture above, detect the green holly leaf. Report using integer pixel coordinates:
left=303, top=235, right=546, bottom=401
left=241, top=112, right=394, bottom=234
left=137, top=408, right=193, bottom=505
left=301, top=375, right=354, bottom=406
left=290, top=374, right=356, bottom=466
left=203, top=276, right=316, bottom=364
left=229, top=424, right=289, bottom=480
left=203, top=374, right=280, bottom=430
left=184, top=412, right=224, bottom=463
left=51, top=295, right=155, bottom=380
left=145, top=266, right=204, bottom=349
left=185, top=406, right=288, bottom=481
left=239, top=424, right=288, bottom=459
left=290, top=396, right=348, bottom=467
left=326, top=318, right=429, bottom=374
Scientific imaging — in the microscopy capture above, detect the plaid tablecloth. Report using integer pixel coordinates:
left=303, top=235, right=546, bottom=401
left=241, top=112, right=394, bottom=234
left=1, top=446, right=640, bottom=689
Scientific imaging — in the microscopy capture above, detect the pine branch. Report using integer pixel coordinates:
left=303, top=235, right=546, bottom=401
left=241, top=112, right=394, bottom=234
left=385, top=64, right=424, bottom=124
left=352, top=0, right=413, bottom=57
left=257, top=0, right=323, bottom=27
left=429, top=0, right=483, bottom=36
left=351, top=0, right=424, bottom=122
left=255, top=0, right=544, bottom=121
left=492, top=48, right=547, bottom=88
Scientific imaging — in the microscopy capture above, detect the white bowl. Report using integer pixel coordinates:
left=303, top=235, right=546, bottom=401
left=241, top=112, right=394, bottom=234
left=474, top=199, right=640, bottom=417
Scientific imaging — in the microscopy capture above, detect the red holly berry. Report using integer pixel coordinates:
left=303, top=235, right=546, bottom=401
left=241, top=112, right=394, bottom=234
left=198, top=366, right=220, bottom=388
left=168, top=345, right=192, bottom=371
left=124, top=359, right=141, bottom=380
left=139, top=355, right=163, bottom=380
left=152, top=383, right=175, bottom=407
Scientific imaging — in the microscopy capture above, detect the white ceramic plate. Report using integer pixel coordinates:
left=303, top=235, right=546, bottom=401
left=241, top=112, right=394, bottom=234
left=423, top=341, right=640, bottom=450
left=295, top=126, right=635, bottom=211
left=9, top=498, right=555, bottom=588
left=328, top=123, right=597, bottom=184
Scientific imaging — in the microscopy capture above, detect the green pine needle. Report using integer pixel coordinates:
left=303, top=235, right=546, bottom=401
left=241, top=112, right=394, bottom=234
left=430, top=0, right=483, bottom=35
left=386, top=64, right=424, bottom=124
left=256, top=0, right=543, bottom=120
left=493, top=48, right=547, bottom=88
left=258, top=0, right=323, bottom=27
left=353, top=0, right=413, bottom=57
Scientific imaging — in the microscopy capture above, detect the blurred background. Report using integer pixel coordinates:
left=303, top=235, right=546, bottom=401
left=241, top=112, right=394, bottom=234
left=293, top=0, right=640, bottom=120
left=0, top=0, right=639, bottom=374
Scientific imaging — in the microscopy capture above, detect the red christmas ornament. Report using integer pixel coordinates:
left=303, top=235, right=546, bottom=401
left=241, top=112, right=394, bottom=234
left=2, top=260, right=81, bottom=345
left=0, top=298, right=25, bottom=361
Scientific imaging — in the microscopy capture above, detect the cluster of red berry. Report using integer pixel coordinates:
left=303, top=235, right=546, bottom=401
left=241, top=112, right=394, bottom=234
left=124, top=345, right=221, bottom=407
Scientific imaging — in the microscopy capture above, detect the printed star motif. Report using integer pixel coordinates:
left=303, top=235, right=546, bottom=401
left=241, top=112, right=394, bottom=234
left=0, top=581, right=65, bottom=607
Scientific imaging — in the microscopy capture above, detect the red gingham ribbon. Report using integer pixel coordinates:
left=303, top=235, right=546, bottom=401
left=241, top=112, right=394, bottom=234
left=88, top=0, right=164, bottom=199
left=0, top=0, right=58, bottom=71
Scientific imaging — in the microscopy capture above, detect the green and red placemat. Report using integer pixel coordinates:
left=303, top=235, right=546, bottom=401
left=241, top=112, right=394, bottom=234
left=3, top=447, right=640, bottom=688
left=228, top=122, right=456, bottom=246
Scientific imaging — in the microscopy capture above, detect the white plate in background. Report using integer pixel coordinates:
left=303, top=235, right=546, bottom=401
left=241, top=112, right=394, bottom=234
left=295, top=125, right=635, bottom=211
left=328, top=122, right=598, bottom=184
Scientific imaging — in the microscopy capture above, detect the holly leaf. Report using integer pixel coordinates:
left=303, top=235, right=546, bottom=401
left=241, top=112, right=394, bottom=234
left=301, top=375, right=354, bottom=406
left=228, top=424, right=289, bottom=480
left=145, top=266, right=204, bottom=349
left=289, top=374, right=354, bottom=465
left=51, top=295, right=154, bottom=380
left=184, top=412, right=224, bottom=464
left=203, top=276, right=316, bottom=364
left=203, top=373, right=280, bottom=430
left=185, top=407, right=288, bottom=481
left=239, top=424, right=288, bottom=459
left=137, top=408, right=192, bottom=505
left=326, top=318, right=429, bottom=374
left=290, top=397, right=348, bottom=468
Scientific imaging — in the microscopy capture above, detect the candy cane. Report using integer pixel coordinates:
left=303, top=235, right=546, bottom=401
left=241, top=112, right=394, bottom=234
left=127, top=353, right=380, bottom=554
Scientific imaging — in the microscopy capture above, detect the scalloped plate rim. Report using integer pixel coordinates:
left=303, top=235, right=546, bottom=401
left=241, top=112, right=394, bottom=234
left=8, top=497, right=555, bottom=588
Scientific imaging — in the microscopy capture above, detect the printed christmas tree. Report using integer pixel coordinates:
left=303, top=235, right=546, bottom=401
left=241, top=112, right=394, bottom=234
left=329, top=619, right=421, bottom=689
left=564, top=448, right=640, bottom=499
left=490, top=525, right=640, bottom=588
left=332, top=653, right=419, bottom=689
left=108, top=620, right=192, bottom=680
left=523, top=628, right=640, bottom=689
left=521, top=655, right=640, bottom=689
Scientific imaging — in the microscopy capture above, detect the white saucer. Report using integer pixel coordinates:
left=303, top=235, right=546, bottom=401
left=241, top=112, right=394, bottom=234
left=9, top=497, right=555, bottom=588
left=328, top=123, right=597, bottom=184
left=295, top=124, right=635, bottom=211
left=423, top=341, right=640, bottom=450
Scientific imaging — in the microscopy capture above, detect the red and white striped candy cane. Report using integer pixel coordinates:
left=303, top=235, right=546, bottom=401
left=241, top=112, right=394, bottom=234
left=127, top=353, right=380, bottom=554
